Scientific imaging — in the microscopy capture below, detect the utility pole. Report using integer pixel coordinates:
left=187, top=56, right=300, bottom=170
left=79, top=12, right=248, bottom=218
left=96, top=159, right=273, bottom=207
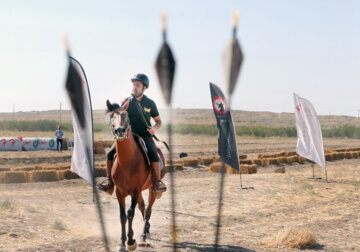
left=358, top=109, right=360, bottom=119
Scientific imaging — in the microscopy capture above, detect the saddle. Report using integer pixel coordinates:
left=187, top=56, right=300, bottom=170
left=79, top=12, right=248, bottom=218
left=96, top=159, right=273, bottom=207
left=132, top=134, right=164, bottom=171
left=132, top=134, right=151, bottom=166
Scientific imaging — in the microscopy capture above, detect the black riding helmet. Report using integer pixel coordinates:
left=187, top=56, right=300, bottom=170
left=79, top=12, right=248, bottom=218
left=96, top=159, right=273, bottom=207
left=131, top=73, right=149, bottom=88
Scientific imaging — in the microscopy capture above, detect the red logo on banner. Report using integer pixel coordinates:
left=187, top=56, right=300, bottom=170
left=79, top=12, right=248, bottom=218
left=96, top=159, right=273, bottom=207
left=296, top=104, right=301, bottom=111
left=213, top=96, right=227, bottom=115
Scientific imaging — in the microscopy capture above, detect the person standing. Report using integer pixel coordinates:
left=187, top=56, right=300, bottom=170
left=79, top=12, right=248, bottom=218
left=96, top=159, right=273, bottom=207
left=55, top=126, right=64, bottom=153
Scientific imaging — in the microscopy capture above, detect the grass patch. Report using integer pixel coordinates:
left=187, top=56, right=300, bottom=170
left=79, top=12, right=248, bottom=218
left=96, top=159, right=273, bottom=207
left=0, top=200, right=13, bottom=210
left=300, top=184, right=314, bottom=191
left=52, top=220, right=66, bottom=231
left=25, top=206, right=38, bottom=213
left=0, top=120, right=107, bottom=133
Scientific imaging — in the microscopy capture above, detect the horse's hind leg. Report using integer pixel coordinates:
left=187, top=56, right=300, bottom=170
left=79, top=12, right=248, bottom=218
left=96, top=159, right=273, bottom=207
left=127, top=194, right=138, bottom=251
left=143, top=189, right=157, bottom=240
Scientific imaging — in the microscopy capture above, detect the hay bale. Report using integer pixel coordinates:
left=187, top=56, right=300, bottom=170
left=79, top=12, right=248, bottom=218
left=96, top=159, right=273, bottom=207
left=0, top=171, right=28, bottom=183
left=227, top=166, right=240, bottom=174
left=212, top=156, right=222, bottom=163
left=95, top=162, right=107, bottom=168
left=57, top=169, right=80, bottom=180
left=94, top=141, right=106, bottom=154
left=209, top=162, right=225, bottom=173
left=247, top=165, right=257, bottom=174
left=210, top=162, right=256, bottom=174
left=262, top=153, right=277, bottom=158
left=197, top=156, right=214, bottom=165
left=268, top=158, right=279, bottom=165
left=298, top=156, right=307, bottom=163
left=337, top=152, right=345, bottom=159
left=285, top=151, right=297, bottom=156
left=351, top=151, right=359, bottom=158
left=277, top=157, right=288, bottom=164
left=325, top=153, right=334, bottom=161
left=95, top=167, right=107, bottom=177
left=287, top=156, right=299, bottom=163
left=334, top=148, right=346, bottom=153
left=12, top=166, right=40, bottom=171
left=264, top=227, right=317, bottom=249
left=164, top=165, right=184, bottom=173
left=0, top=167, right=10, bottom=172
left=261, top=159, right=269, bottom=166
left=239, top=154, right=247, bottom=160
left=28, top=170, right=58, bottom=182
left=100, top=140, right=115, bottom=148
left=251, top=159, right=262, bottom=165
left=240, top=159, right=252, bottom=165
left=181, top=157, right=199, bottom=166
left=240, top=164, right=257, bottom=174
left=345, top=152, right=352, bottom=159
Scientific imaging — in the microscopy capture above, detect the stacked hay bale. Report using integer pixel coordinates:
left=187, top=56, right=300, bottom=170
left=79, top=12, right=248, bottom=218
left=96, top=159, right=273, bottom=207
left=181, top=157, right=199, bottom=166
left=209, top=162, right=257, bottom=174
left=28, top=170, right=58, bottom=182
left=0, top=171, right=28, bottom=183
left=198, top=156, right=214, bottom=165
left=94, top=141, right=106, bottom=154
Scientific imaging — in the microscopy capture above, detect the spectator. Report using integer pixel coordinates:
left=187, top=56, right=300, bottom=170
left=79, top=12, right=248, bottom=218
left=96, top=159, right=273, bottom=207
left=55, top=126, right=64, bottom=153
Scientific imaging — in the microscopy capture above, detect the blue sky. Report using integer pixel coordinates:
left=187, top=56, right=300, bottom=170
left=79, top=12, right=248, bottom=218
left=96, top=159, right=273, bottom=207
left=0, top=0, right=359, bottom=116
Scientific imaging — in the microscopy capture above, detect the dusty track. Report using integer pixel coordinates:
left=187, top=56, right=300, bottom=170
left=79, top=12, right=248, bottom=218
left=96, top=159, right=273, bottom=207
left=1, top=135, right=360, bottom=251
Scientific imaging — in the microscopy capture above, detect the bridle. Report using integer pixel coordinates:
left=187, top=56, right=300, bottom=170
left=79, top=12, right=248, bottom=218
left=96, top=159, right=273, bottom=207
left=110, top=110, right=130, bottom=141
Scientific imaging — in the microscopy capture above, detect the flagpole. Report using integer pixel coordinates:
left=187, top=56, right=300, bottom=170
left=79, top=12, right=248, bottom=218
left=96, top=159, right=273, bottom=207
left=214, top=160, right=226, bottom=251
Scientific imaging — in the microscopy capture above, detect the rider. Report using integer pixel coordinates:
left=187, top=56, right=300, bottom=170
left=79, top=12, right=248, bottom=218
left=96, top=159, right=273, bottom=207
left=98, top=73, right=167, bottom=195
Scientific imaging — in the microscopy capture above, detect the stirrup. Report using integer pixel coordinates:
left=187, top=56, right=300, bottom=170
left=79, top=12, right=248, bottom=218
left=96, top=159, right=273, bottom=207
left=97, top=178, right=114, bottom=195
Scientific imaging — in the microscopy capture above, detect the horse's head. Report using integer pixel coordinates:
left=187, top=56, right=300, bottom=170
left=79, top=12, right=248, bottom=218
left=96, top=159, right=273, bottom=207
left=106, top=100, right=130, bottom=140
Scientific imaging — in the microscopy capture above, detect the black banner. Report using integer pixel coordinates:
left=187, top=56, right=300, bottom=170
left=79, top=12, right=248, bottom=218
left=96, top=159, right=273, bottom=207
left=210, top=82, right=240, bottom=170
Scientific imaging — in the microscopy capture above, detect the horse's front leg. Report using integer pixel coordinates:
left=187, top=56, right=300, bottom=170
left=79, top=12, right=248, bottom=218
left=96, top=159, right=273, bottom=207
left=127, top=194, right=138, bottom=251
left=116, top=193, right=127, bottom=251
left=143, top=188, right=157, bottom=241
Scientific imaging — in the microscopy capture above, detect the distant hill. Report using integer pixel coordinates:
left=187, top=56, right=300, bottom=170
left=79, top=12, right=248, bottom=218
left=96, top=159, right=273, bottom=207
left=1, top=108, right=359, bottom=129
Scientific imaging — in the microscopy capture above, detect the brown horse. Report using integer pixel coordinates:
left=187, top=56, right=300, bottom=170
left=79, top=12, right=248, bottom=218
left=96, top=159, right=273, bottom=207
left=106, top=100, right=165, bottom=251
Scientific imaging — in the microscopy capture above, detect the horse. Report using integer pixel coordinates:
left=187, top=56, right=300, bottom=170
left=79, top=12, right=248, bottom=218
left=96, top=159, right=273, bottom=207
left=106, top=99, right=166, bottom=251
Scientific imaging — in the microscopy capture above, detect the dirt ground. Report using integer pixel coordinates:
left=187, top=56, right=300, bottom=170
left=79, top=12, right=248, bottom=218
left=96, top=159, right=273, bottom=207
left=1, top=136, right=360, bottom=251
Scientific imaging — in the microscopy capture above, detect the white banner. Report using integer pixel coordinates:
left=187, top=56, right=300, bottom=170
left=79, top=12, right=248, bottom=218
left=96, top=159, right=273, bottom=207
left=294, top=93, right=326, bottom=170
left=68, top=57, right=94, bottom=185
left=0, top=137, right=57, bottom=151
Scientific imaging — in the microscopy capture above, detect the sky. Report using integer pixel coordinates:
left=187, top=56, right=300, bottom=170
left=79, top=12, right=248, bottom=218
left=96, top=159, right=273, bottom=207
left=0, top=0, right=359, bottom=116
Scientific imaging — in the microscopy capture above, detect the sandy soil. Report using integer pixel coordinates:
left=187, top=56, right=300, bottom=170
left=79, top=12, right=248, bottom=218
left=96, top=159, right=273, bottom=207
left=1, top=136, right=360, bottom=251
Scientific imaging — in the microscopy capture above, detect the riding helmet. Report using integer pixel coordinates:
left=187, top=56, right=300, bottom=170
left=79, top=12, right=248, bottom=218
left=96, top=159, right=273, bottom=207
left=131, top=73, right=149, bottom=88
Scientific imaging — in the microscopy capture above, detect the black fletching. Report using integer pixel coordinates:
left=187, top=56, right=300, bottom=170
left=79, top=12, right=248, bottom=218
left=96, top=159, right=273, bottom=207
left=155, top=42, right=176, bottom=105
left=65, top=59, right=85, bottom=128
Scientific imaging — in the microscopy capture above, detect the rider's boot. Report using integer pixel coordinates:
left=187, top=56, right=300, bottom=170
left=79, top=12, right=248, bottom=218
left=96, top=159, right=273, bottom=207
left=150, top=162, right=167, bottom=192
left=98, top=160, right=114, bottom=195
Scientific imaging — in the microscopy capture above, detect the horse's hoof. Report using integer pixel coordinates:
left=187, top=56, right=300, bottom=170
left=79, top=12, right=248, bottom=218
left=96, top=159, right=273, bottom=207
left=116, top=244, right=126, bottom=252
left=156, top=192, right=162, bottom=199
left=127, top=240, right=137, bottom=251
left=141, top=233, right=151, bottom=242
